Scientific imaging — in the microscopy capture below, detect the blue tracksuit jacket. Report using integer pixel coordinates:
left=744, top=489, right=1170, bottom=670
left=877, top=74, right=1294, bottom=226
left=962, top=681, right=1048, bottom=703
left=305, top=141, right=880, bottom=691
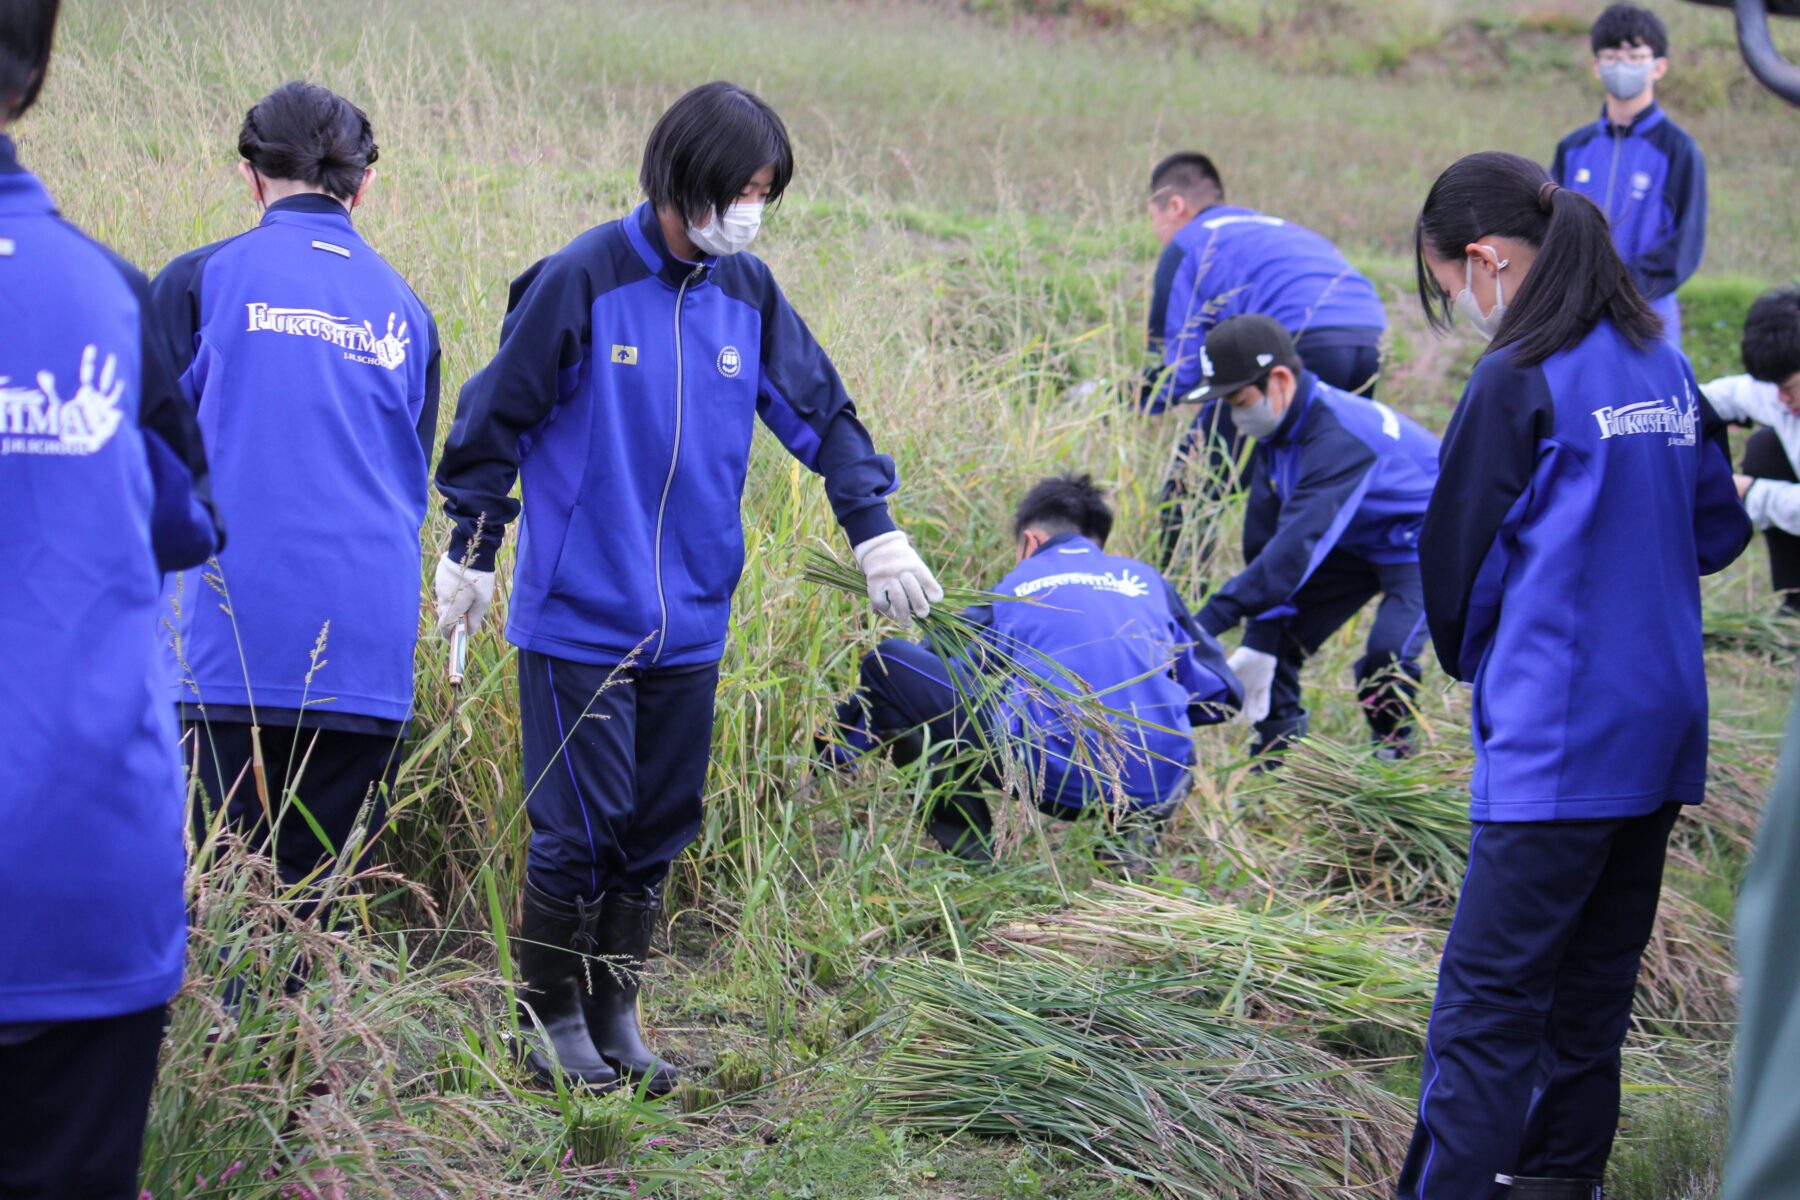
left=1552, top=103, right=1706, bottom=342
left=966, top=534, right=1240, bottom=809
left=1196, top=373, right=1439, bottom=646
left=152, top=195, right=439, bottom=728
left=1419, top=321, right=1749, bottom=822
left=0, top=137, right=220, bottom=1023
left=436, top=203, right=898, bottom=668
left=1145, top=206, right=1387, bottom=413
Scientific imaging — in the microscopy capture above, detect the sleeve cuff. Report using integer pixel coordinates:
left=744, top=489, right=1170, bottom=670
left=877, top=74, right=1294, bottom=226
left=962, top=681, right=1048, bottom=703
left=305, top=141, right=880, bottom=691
left=1241, top=619, right=1285, bottom=655
left=1197, top=601, right=1233, bottom=638
left=840, top=502, right=897, bottom=547
left=447, top=526, right=500, bottom=574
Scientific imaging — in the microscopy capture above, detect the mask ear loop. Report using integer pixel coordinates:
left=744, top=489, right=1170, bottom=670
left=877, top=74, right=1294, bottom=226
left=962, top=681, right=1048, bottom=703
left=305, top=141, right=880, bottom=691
left=1467, top=250, right=1512, bottom=312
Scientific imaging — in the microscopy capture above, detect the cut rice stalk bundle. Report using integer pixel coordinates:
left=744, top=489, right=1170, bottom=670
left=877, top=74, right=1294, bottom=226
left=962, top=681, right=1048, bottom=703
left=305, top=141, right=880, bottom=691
left=1244, top=736, right=1472, bottom=914
left=870, top=955, right=1410, bottom=1199
left=1702, top=606, right=1800, bottom=662
left=984, top=881, right=1435, bottom=1040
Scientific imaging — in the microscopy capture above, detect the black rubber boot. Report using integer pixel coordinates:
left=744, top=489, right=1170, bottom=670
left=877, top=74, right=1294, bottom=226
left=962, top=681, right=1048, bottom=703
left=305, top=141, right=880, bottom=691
left=582, top=886, right=679, bottom=1096
left=1249, top=712, right=1310, bottom=772
left=516, top=880, right=619, bottom=1090
left=1096, top=806, right=1170, bottom=879
left=1355, top=654, right=1422, bottom=760
left=1506, top=1178, right=1603, bottom=1199
left=924, top=786, right=995, bottom=864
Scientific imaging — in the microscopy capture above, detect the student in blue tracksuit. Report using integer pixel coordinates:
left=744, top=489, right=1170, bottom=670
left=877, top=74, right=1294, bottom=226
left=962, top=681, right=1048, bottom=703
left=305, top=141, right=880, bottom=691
left=1551, top=4, right=1706, bottom=349
left=434, top=81, right=942, bottom=1094
left=819, top=474, right=1240, bottom=867
left=1141, top=152, right=1392, bottom=565
left=0, top=4, right=221, bottom=1195
left=1401, top=152, right=1748, bottom=1200
left=1186, top=315, right=1439, bottom=763
left=152, top=83, right=438, bottom=904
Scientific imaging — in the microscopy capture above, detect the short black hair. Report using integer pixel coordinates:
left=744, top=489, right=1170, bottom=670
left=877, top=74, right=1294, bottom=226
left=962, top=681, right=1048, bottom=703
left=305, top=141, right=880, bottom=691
left=0, top=0, right=59, bottom=123
left=238, top=81, right=377, bottom=202
left=1013, top=473, right=1114, bottom=546
left=1150, top=152, right=1224, bottom=207
left=1743, top=287, right=1800, bottom=384
left=1590, top=3, right=1669, bottom=57
left=640, top=81, right=794, bottom=227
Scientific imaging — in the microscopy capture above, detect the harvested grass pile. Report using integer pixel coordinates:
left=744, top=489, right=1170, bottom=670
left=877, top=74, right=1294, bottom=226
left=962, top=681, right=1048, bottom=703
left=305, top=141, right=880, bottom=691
left=870, top=954, right=1410, bottom=1199
left=985, top=881, right=1434, bottom=1042
left=1245, top=737, right=1471, bottom=912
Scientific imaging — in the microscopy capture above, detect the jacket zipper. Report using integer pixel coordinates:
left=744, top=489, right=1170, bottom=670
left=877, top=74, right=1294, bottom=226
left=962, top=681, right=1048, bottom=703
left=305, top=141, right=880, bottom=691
left=650, top=266, right=703, bottom=665
left=1602, top=120, right=1623, bottom=220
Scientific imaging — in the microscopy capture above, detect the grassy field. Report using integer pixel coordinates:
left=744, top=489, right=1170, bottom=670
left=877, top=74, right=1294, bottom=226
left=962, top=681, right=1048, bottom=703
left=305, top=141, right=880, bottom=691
left=18, top=0, right=1800, bottom=1195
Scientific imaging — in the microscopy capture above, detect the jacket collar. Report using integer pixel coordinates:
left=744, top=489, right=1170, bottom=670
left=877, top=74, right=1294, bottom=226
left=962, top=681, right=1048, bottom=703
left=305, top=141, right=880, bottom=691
left=1263, top=369, right=1318, bottom=446
left=259, top=192, right=355, bottom=227
left=625, top=201, right=713, bottom=289
left=1600, top=100, right=1664, bottom=135
left=0, top=136, right=55, bottom=217
left=1024, top=531, right=1099, bottom=560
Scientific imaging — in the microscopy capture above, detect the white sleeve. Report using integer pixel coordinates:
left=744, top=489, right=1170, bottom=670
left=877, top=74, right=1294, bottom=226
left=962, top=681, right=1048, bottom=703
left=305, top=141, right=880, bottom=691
left=1701, top=374, right=1783, bottom=425
left=1744, top=478, right=1800, bottom=536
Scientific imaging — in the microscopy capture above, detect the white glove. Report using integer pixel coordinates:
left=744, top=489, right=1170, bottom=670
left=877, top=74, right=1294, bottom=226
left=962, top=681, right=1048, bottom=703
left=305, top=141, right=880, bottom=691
left=1227, top=646, right=1276, bottom=726
left=852, top=531, right=944, bottom=629
left=434, top=554, right=495, bottom=639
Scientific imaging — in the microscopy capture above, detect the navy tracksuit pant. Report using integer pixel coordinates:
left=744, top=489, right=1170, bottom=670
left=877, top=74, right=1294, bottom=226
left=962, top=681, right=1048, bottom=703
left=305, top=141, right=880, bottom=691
left=1258, top=550, right=1427, bottom=748
left=1159, top=336, right=1382, bottom=568
left=186, top=721, right=402, bottom=887
left=1399, top=803, right=1682, bottom=1199
left=518, top=649, right=719, bottom=901
left=0, top=1006, right=166, bottom=1200
left=835, top=639, right=1091, bottom=836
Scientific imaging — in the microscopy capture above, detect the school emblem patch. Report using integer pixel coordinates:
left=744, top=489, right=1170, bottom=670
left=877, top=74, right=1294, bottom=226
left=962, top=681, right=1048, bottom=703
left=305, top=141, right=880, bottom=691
left=717, top=346, right=742, bottom=378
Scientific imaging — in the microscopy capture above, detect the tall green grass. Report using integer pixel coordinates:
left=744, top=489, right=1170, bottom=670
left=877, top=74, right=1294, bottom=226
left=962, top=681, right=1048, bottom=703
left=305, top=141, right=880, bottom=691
left=17, top=0, right=1788, bottom=1194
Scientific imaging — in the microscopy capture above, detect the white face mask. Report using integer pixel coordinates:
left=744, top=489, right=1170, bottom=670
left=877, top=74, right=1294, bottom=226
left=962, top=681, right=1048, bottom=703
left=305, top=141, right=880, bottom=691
left=687, top=199, right=764, bottom=257
left=1455, top=250, right=1510, bottom=341
left=1232, top=385, right=1285, bottom=440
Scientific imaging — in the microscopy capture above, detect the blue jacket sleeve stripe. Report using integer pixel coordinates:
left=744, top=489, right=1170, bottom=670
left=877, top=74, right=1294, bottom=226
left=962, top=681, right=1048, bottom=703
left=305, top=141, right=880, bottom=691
left=1694, top=381, right=1754, bottom=574
left=1418, top=353, right=1554, bottom=680
left=436, top=256, right=593, bottom=571
left=755, top=376, right=824, bottom=468
left=1631, top=127, right=1707, bottom=301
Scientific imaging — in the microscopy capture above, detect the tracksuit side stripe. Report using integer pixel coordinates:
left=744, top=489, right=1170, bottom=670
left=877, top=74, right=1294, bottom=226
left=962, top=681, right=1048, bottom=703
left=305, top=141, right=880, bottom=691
left=546, top=657, right=601, bottom=897
left=1416, top=822, right=1487, bottom=1198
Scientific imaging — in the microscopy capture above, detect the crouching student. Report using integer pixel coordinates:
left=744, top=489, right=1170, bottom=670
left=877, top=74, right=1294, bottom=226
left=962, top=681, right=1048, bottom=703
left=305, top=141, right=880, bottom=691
left=434, top=82, right=941, bottom=1095
left=819, top=474, right=1241, bottom=868
left=0, top=2, right=222, bottom=1194
left=1699, top=287, right=1800, bottom=612
left=1403, top=152, right=1748, bottom=1200
left=1187, top=315, right=1439, bottom=763
left=152, top=83, right=437, bottom=904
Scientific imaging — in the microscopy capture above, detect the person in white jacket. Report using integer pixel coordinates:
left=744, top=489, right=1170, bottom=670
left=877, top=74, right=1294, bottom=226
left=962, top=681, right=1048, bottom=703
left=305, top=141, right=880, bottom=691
left=1701, top=288, right=1800, bottom=612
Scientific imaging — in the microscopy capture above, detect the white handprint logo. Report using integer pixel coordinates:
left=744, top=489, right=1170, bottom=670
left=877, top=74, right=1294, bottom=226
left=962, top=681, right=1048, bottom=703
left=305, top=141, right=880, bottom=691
left=0, top=344, right=125, bottom=457
left=370, top=313, right=409, bottom=371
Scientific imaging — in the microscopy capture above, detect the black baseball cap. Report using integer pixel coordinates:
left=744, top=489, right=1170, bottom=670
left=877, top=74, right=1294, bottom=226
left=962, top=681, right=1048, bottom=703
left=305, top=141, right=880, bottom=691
left=1184, top=314, right=1296, bottom=403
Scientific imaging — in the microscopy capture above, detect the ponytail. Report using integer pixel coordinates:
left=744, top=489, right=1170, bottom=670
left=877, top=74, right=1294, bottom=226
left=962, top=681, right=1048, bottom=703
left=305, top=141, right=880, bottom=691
left=1413, top=151, right=1661, bottom=366
left=238, top=81, right=378, bottom=203
left=0, top=0, right=60, bottom=123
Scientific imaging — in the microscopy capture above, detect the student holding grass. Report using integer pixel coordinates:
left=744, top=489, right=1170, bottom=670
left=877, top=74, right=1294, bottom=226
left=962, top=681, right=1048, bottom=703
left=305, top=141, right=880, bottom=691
left=152, top=82, right=440, bottom=909
left=817, top=473, right=1241, bottom=869
left=0, top=1, right=221, bottom=1194
left=434, top=81, right=942, bottom=1094
left=1403, top=151, right=1748, bottom=1200
left=1551, top=3, right=1706, bottom=349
